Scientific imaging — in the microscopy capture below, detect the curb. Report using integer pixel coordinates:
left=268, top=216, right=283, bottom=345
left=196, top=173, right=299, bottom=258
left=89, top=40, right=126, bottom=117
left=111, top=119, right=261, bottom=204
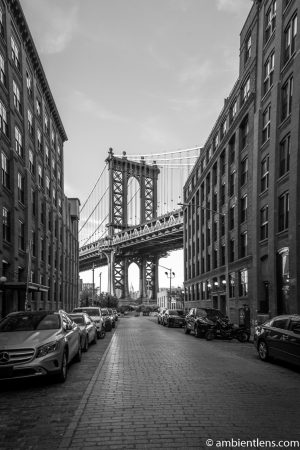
left=58, top=331, right=117, bottom=448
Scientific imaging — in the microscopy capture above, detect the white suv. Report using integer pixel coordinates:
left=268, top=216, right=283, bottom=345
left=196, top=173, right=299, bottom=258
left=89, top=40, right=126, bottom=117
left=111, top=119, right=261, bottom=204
left=72, top=307, right=105, bottom=339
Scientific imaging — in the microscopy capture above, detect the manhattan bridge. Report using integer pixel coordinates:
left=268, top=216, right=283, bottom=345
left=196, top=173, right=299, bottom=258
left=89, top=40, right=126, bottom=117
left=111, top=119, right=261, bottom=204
left=79, top=147, right=200, bottom=304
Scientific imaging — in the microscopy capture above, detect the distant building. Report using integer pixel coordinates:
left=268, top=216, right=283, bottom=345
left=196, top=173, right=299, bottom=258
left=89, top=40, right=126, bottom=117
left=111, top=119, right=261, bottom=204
left=157, top=288, right=184, bottom=310
left=0, top=0, right=79, bottom=317
left=183, top=0, right=300, bottom=325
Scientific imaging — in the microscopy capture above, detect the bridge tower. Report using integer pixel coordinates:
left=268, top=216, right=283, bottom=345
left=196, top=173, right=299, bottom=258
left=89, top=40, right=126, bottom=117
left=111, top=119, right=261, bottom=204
left=104, top=148, right=160, bottom=304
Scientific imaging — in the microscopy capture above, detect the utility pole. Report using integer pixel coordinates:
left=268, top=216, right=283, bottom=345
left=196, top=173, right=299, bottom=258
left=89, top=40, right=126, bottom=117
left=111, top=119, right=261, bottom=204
left=92, top=263, right=95, bottom=305
left=99, top=272, right=102, bottom=296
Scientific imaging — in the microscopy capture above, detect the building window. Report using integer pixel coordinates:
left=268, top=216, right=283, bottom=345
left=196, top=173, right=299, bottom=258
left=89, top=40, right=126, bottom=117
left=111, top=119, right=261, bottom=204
left=11, top=36, right=20, bottom=70
left=44, top=114, right=49, bottom=134
left=29, top=149, right=34, bottom=174
left=241, top=76, right=250, bottom=105
left=261, top=156, right=269, bottom=192
left=245, top=34, right=251, bottom=63
left=15, top=126, right=23, bottom=158
left=220, top=183, right=225, bottom=206
left=240, top=116, right=249, bottom=149
left=1, top=152, right=9, bottom=188
left=32, top=230, right=36, bottom=257
left=278, top=192, right=289, bottom=232
left=262, top=105, right=271, bottom=144
left=45, top=145, right=50, bottom=165
left=57, top=169, right=61, bottom=187
left=2, top=207, right=10, bottom=242
left=220, top=120, right=227, bottom=140
left=58, top=197, right=62, bottom=214
left=240, top=232, right=247, bottom=257
left=0, top=5, right=4, bottom=36
left=213, top=134, right=219, bottom=152
left=240, top=195, right=247, bottom=223
left=229, top=134, right=235, bottom=164
left=26, top=70, right=32, bottom=98
left=40, top=236, right=44, bottom=261
left=52, top=187, right=56, bottom=205
left=27, top=109, right=33, bottom=136
left=241, top=157, right=248, bottom=187
left=13, top=80, right=21, bottom=113
left=229, top=100, right=237, bottom=125
left=31, top=189, right=36, bottom=216
left=279, top=134, right=290, bottom=177
left=281, top=76, right=293, bottom=121
left=36, top=99, right=41, bottom=117
left=239, top=269, right=248, bottom=296
left=0, top=53, right=6, bottom=85
left=17, top=172, right=24, bottom=204
left=46, top=176, right=50, bottom=197
left=18, top=220, right=25, bottom=251
left=38, top=164, right=43, bottom=187
left=284, top=15, right=297, bottom=65
left=229, top=272, right=235, bottom=297
left=229, top=240, right=234, bottom=263
left=57, top=144, right=61, bottom=158
left=51, top=129, right=55, bottom=147
left=229, top=172, right=235, bottom=197
left=260, top=205, right=268, bottom=240
left=265, top=0, right=276, bottom=43
left=37, top=129, right=42, bottom=152
left=229, top=205, right=235, bottom=230
left=0, top=100, right=8, bottom=136
left=263, top=51, right=274, bottom=95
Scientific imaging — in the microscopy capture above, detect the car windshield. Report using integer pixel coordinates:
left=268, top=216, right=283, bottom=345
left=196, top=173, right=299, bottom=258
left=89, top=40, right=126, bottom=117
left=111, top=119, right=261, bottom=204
left=0, top=313, right=60, bottom=331
left=169, top=310, right=182, bottom=316
left=196, top=309, right=208, bottom=318
left=73, top=308, right=99, bottom=316
left=70, top=316, right=84, bottom=325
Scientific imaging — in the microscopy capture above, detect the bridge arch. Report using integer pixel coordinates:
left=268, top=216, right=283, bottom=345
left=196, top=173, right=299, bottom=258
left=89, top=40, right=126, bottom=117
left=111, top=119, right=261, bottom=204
left=127, top=176, right=141, bottom=226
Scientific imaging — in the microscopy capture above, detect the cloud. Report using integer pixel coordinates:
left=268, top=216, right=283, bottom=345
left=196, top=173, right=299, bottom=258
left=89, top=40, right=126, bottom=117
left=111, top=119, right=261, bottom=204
left=216, top=0, right=250, bottom=14
left=178, top=59, right=214, bottom=86
left=139, top=116, right=179, bottom=149
left=22, top=0, right=79, bottom=54
left=71, top=90, right=125, bottom=122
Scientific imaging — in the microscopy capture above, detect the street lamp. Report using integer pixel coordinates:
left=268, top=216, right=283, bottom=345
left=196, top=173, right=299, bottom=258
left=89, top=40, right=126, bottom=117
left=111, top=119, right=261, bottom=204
left=159, top=264, right=175, bottom=309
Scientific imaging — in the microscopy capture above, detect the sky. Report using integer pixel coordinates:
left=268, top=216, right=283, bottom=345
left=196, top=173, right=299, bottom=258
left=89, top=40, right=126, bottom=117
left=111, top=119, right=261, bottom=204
left=20, top=0, right=252, bottom=292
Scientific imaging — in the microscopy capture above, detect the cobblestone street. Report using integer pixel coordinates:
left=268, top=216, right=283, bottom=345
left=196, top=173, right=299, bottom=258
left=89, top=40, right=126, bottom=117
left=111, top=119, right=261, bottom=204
left=1, top=316, right=300, bottom=450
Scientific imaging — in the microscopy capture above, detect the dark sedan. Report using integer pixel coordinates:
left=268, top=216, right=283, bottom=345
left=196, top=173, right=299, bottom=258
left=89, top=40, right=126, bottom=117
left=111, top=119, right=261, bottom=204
left=68, top=313, right=98, bottom=352
left=162, top=310, right=185, bottom=327
left=254, top=314, right=300, bottom=366
left=184, top=307, right=226, bottom=338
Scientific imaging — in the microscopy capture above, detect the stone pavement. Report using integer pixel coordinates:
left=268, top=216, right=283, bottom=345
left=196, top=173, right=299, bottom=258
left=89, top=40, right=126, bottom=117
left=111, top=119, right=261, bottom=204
left=59, top=316, right=300, bottom=450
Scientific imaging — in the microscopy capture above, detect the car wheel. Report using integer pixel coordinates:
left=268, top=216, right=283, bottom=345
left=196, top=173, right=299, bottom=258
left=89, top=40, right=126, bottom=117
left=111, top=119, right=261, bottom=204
left=236, top=331, right=249, bottom=343
left=98, top=328, right=106, bottom=339
left=205, top=330, right=214, bottom=341
left=83, top=336, right=89, bottom=352
left=105, top=324, right=112, bottom=332
left=184, top=324, right=190, bottom=335
left=56, top=350, right=68, bottom=383
left=258, top=340, right=269, bottom=361
left=74, top=341, right=82, bottom=362
left=92, top=331, right=97, bottom=344
left=194, top=326, right=201, bottom=338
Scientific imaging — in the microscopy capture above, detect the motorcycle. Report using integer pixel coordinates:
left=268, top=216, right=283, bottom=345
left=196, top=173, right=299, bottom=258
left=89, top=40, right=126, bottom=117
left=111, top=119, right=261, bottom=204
left=205, top=317, right=250, bottom=342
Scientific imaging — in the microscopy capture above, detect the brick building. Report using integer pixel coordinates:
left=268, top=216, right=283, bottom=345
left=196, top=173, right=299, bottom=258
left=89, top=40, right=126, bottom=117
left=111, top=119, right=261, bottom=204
left=183, top=0, right=300, bottom=326
left=0, top=0, right=80, bottom=317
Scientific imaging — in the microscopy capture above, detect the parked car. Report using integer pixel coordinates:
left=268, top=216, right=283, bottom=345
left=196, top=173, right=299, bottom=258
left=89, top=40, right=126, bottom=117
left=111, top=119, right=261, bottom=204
left=112, top=309, right=118, bottom=322
left=162, top=310, right=185, bottom=327
left=0, top=310, right=82, bottom=382
left=254, top=314, right=300, bottom=366
left=68, top=313, right=98, bottom=351
left=184, top=308, right=226, bottom=338
left=101, top=308, right=113, bottom=331
left=107, top=308, right=116, bottom=328
left=157, top=308, right=167, bottom=324
left=72, top=307, right=105, bottom=339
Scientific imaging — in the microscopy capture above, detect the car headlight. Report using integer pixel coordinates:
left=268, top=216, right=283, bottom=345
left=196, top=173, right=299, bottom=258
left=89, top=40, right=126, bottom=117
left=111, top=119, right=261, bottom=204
left=36, top=341, right=60, bottom=358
